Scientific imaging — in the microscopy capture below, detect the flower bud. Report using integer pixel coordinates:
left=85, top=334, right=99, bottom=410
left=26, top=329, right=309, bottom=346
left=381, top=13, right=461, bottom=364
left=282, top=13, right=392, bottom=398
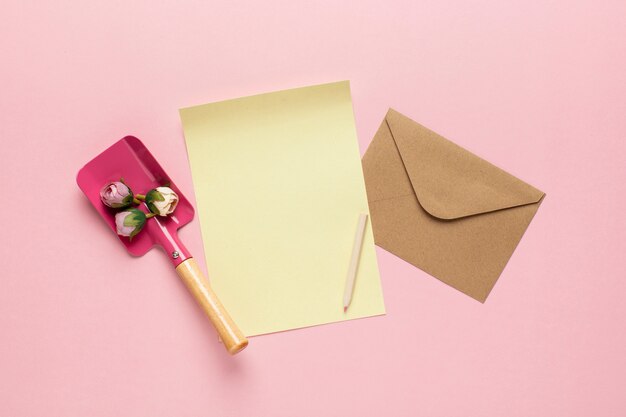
left=100, top=181, right=133, bottom=208
left=145, top=186, right=179, bottom=216
left=115, top=208, right=147, bottom=240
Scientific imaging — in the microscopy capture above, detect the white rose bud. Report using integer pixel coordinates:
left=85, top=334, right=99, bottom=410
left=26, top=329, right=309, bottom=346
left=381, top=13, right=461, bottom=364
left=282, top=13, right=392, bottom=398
left=145, top=186, right=179, bottom=217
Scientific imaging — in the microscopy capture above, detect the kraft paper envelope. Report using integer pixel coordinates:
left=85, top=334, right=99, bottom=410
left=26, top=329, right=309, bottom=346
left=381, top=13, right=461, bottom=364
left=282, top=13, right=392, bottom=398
left=180, top=81, right=385, bottom=336
left=362, top=109, right=545, bottom=302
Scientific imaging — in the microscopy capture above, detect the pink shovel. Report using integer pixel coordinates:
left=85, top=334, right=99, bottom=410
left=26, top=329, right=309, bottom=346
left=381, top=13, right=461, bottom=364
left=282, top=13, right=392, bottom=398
left=77, top=136, right=248, bottom=355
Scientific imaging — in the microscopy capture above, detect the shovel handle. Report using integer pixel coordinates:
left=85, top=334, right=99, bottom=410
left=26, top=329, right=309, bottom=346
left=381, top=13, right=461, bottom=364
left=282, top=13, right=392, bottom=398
left=175, top=258, right=248, bottom=355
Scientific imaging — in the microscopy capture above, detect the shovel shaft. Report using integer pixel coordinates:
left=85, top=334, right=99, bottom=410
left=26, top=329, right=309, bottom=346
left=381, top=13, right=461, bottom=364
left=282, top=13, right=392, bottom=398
left=146, top=216, right=192, bottom=267
left=175, top=258, right=248, bottom=355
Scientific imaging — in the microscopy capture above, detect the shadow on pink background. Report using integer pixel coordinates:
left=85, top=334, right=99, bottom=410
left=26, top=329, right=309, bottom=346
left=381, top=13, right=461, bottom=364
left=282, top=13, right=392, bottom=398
left=0, top=1, right=624, bottom=416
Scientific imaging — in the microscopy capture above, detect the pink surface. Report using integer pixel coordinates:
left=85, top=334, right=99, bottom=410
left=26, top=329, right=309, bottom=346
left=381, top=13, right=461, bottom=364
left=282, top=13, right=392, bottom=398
left=0, top=1, right=624, bottom=416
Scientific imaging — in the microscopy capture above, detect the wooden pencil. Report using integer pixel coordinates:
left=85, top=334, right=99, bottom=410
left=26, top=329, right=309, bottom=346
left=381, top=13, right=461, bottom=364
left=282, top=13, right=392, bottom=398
left=343, top=213, right=369, bottom=312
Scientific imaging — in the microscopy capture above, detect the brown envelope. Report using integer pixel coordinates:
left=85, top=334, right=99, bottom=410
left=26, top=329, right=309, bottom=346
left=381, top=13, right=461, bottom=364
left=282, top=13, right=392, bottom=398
left=362, top=109, right=545, bottom=302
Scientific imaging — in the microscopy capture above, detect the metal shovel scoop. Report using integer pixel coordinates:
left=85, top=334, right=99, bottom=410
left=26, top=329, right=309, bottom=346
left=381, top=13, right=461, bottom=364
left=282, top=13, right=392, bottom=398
left=77, top=136, right=248, bottom=355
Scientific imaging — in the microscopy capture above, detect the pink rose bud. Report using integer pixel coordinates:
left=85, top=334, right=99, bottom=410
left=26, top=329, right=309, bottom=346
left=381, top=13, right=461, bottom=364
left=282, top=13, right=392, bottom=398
left=100, top=181, right=134, bottom=208
left=114, top=208, right=147, bottom=240
left=145, top=186, right=179, bottom=216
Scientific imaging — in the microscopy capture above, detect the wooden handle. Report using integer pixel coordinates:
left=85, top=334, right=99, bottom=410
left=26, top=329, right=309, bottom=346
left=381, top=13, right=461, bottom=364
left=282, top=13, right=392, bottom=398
left=175, top=258, right=248, bottom=355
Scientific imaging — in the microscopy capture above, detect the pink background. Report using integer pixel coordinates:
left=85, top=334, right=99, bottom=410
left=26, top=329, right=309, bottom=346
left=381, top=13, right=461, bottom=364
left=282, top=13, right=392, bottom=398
left=1, top=1, right=625, bottom=416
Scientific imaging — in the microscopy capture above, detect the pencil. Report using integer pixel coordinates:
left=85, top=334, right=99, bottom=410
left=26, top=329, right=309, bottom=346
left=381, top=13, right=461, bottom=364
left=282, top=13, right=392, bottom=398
left=343, top=213, right=369, bottom=312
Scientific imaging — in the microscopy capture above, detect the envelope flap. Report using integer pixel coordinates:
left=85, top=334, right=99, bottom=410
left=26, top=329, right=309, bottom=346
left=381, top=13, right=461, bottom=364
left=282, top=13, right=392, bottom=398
left=385, top=109, right=544, bottom=220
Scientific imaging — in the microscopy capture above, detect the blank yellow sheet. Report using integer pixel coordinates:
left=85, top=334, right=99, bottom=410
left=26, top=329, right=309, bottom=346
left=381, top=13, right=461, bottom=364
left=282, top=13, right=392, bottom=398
left=179, top=81, right=385, bottom=336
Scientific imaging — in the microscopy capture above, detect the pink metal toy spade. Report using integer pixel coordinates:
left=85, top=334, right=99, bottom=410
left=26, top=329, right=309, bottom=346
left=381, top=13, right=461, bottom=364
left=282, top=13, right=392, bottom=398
left=77, top=136, right=248, bottom=355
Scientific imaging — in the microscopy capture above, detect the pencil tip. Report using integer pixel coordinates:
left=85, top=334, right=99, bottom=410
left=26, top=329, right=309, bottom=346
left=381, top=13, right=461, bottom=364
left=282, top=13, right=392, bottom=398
left=343, top=306, right=347, bottom=313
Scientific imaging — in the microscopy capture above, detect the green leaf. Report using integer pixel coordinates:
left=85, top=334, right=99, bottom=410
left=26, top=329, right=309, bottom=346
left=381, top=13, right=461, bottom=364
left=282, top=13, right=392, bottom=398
left=123, top=209, right=146, bottom=227
left=121, top=194, right=134, bottom=207
left=129, top=223, right=144, bottom=239
left=146, top=201, right=158, bottom=215
left=146, top=189, right=165, bottom=203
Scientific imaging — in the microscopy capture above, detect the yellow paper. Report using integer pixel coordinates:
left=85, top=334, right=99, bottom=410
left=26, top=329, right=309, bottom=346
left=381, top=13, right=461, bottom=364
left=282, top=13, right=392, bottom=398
left=179, top=81, right=385, bottom=336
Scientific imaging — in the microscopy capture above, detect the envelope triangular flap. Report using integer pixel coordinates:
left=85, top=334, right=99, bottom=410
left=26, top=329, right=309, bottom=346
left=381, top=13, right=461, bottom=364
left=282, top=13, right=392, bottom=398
left=385, top=109, right=544, bottom=220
